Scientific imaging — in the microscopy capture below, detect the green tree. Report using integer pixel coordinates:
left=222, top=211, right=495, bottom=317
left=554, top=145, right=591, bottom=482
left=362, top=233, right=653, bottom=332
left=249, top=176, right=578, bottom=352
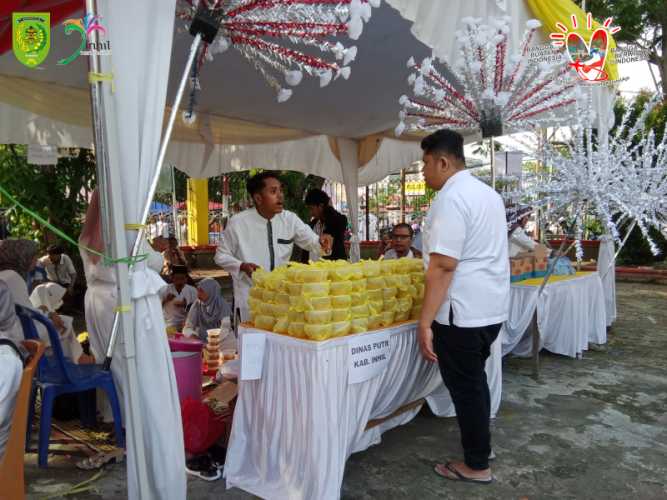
left=588, top=0, right=666, bottom=96
left=0, top=145, right=96, bottom=250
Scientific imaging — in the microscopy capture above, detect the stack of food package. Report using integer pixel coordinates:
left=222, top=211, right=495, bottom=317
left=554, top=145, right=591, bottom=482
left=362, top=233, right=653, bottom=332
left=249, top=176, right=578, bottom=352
left=206, top=329, right=221, bottom=371
left=248, top=258, right=424, bottom=341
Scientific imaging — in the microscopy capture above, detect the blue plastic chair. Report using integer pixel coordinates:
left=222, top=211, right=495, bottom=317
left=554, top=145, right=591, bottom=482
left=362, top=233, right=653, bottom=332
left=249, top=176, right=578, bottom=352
left=15, top=305, right=125, bottom=467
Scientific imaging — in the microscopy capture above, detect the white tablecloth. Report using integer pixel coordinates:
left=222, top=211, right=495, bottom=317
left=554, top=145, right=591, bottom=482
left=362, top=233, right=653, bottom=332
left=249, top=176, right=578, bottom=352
left=224, top=322, right=502, bottom=500
left=502, top=272, right=607, bottom=359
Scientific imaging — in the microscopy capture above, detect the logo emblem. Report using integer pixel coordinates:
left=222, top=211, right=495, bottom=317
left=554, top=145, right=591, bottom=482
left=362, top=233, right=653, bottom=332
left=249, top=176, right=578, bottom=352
left=57, top=14, right=107, bottom=65
left=12, top=12, right=50, bottom=68
left=550, top=13, right=621, bottom=83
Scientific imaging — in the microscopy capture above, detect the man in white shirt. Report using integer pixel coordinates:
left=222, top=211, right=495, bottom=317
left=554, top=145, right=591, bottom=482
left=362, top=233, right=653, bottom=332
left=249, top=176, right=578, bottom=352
left=39, top=245, right=77, bottom=293
left=383, top=223, right=415, bottom=259
left=159, top=266, right=198, bottom=332
left=418, top=129, right=509, bottom=485
left=214, top=172, right=332, bottom=321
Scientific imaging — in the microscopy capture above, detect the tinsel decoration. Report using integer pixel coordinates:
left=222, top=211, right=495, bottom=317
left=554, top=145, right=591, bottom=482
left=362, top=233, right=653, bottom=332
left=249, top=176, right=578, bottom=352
left=516, top=92, right=667, bottom=259
left=176, top=0, right=380, bottom=121
left=395, top=17, right=578, bottom=138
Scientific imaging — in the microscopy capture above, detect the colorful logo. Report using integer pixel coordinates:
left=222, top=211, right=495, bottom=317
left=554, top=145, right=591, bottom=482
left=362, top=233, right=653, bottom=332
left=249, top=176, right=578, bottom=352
left=57, top=14, right=108, bottom=65
left=549, top=13, right=621, bottom=82
left=12, top=12, right=50, bottom=68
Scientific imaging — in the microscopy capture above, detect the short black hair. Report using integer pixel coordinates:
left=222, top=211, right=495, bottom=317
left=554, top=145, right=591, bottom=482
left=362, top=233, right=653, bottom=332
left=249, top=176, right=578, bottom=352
left=420, top=129, right=465, bottom=164
left=391, top=223, right=414, bottom=238
left=47, top=244, right=64, bottom=255
left=304, top=188, right=330, bottom=207
left=246, top=171, right=281, bottom=197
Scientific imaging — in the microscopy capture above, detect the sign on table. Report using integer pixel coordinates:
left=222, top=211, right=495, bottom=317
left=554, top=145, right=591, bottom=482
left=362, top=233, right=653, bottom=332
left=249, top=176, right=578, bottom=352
left=240, top=333, right=266, bottom=381
left=348, top=331, right=391, bottom=384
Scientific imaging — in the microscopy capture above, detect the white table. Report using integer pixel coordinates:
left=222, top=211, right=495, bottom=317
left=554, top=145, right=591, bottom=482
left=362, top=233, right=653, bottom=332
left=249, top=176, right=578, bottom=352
left=502, top=272, right=607, bottom=359
left=224, top=321, right=502, bottom=500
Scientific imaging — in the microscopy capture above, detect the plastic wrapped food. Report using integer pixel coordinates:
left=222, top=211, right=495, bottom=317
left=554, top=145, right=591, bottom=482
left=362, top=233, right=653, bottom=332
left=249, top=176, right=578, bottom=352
left=349, top=279, right=367, bottom=293
left=367, top=289, right=383, bottom=302
left=275, top=293, right=290, bottom=305
left=305, top=309, right=333, bottom=324
left=273, top=317, right=289, bottom=334
left=289, top=282, right=330, bottom=297
left=288, top=310, right=305, bottom=322
left=397, top=297, right=413, bottom=313
left=349, top=264, right=364, bottom=280
left=261, top=289, right=275, bottom=303
left=328, top=264, right=355, bottom=281
left=272, top=303, right=290, bottom=318
left=249, top=287, right=265, bottom=300
left=332, top=308, right=351, bottom=322
left=330, top=281, right=352, bottom=296
left=351, top=317, right=368, bottom=334
left=252, top=269, right=269, bottom=288
left=410, top=306, right=422, bottom=320
left=304, top=323, right=333, bottom=341
left=368, top=314, right=383, bottom=330
left=368, top=300, right=383, bottom=315
left=302, top=296, right=332, bottom=311
left=362, top=260, right=381, bottom=277
left=380, top=311, right=395, bottom=327
left=410, top=272, right=425, bottom=284
left=255, top=315, right=276, bottom=331
left=415, top=283, right=425, bottom=299
left=288, top=322, right=305, bottom=338
left=332, top=321, right=351, bottom=337
left=366, top=276, right=385, bottom=290
left=394, top=310, right=409, bottom=322
left=383, top=297, right=398, bottom=312
left=248, top=297, right=261, bottom=313
left=383, top=287, right=398, bottom=300
left=394, top=274, right=412, bottom=290
left=350, top=292, right=367, bottom=304
left=399, top=285, right=418, bottom=300
left=331, top=295, right=352, bottom=309
left=260, top=302, right=274, bottom=316
left=299, top=267, right=329, bottom=283
left=351, top=303, right=369, bottom=319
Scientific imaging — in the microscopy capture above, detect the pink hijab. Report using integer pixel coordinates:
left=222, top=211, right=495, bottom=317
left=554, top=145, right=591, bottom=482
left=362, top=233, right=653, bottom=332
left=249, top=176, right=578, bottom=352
left=79, top=190, right=105, bottom=264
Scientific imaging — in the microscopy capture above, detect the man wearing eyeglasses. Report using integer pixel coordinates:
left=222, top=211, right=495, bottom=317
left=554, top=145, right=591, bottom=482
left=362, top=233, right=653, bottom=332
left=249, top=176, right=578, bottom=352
left=383, top=223, right=415, bottom=259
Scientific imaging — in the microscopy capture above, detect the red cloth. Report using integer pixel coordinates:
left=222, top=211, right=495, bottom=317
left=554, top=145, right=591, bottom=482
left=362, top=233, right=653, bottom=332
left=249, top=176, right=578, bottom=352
left=181, top=398, right=226, bottom=455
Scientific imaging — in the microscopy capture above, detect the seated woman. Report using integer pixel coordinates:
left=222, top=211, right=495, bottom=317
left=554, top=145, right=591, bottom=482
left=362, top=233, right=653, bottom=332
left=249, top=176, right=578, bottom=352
left=0, top=239, right=90, bottom=364
left=0, top=281, right=25, bottom=461
left=183, top=278, right=231, bottom=342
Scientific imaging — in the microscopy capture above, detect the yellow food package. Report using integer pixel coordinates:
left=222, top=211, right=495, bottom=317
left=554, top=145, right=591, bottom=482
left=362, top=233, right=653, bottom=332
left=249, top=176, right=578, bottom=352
left=248, top=310, right=256, bottom=322
left=399, top=285, right=417, bottom=300
left=350, top=292, right=367, bottom=304
left=300, top=267, right=329, bottom=283
left=259, top=302, right=274, bottom=316
left=328, top=264, right=355, bottom=281
left=351, top=303, right=369, bottom=319
left=413, top=295, right=424, bottom=306
left=331, top=295, right=352, bottom=309
left=304, top=323, right=333, bottom=341
left=368, top=314, right=383, bottom=330
left=366, top=276, right=385, bottom=290
left=381, top=259, right=397, bottom=275
left=349, top=279, right=367, bottom=293
left=305, top=309, right=333, bottom=324
left=368, top=300, right=383, bottom=315
left=415, top=283, right=425, bottom=299
left=248, top=297, right=260, bottom=312
left=394, top=310, right=409, bottom=322
left=302, top=296, right=332, bottom=311
left=275, top=292, right=290, bottom=305
left=383, top=287, right=398, bottom=300
left=408, top=258, right=424, bottom=272
left=332, top=308, right=351, bottom=322
left=249, top=287, right=265, bottom=300
left=362, top=260, right=381, bottom=277
left=261, top=289, right=275, bottom=303
left=332, top=321, right=351, bottom=337
left=288, top=322, right=305, bottom=338
left=395, top=274, right=411, bottom=290
left=380, top=311, right=395, bottom=327
left=303, top=282, right=331, bottom=297
left=288, top=310, right=305, bottom=322
left=383, top=275, right=398, bottom=287
left=272, top=303, right=290, bottom=317
left=351, top=317, right=368, bottom=334
left=397, top=297, right=413, bottom=313
left=273, top=317, right=289, bottom=334
left=265, top=272, right=287, bottom=292
left=410, top=272, right=425, bottom=284
left=330, top=281, right=352, bottom=296
left=383, top=297, right=398, bottom=312
left=349, top=264, right=364, bottom=280
left=252, top=269, right=269, bottom=288
left=255, top=315, right=276, bottom=331
left=289, top=295, right=304, bottom=309
left=367, top=289, right=383, bottom=302
left=410, top=306, right=422, bottom=320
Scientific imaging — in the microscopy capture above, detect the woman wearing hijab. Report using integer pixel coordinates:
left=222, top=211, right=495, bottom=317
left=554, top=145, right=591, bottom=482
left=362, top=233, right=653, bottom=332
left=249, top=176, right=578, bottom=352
left=0, top=239, right=85, bottom=363
left=183, top=278, right=231, bottom=341
left=0, top=281, right=25, bottom=461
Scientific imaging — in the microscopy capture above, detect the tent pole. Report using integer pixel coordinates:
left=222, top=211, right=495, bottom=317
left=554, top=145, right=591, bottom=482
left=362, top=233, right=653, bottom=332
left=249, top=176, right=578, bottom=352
left=102, top=33, right=202, bottom=370
left=84, top=0, right=150, bottom=496
left=400, top=169, right=406, bottom=223
left=171, top=165, right=179, bottom=242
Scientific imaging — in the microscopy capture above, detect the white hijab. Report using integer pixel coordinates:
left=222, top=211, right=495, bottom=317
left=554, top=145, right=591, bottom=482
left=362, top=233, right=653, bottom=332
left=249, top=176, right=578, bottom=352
left=30, top=282, right=67, bottom=313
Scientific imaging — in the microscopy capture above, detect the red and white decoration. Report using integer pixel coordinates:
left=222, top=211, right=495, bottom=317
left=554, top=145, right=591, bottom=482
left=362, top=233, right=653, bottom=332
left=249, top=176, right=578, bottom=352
left=395, top=17, right=578, bottom=138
